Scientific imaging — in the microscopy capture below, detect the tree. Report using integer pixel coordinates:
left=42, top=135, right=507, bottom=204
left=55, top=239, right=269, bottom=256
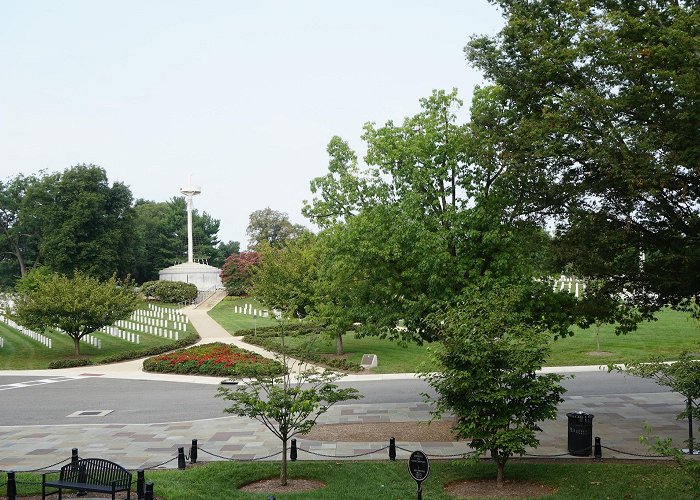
left=250, top=234, right=319, bottom=319
left=23, top=165, right=136, bottom=280
left=209, top=240, right=240, bottom=269
left=0, top=174, right=41, bottom=281
left=217, top=351, right=361, bottom=485
left=466, top=0, right=700, bottom=317
left=220, top=251, right=261, bottom=296
left=614, top=352, right=700, bottom=453
left=13, top=271, right=138, bottom=355
left=246, top=207, right=308, bottom=249
left=304, top=89, right=563, bottom=343
left=423, top=281, right=568, bottom=488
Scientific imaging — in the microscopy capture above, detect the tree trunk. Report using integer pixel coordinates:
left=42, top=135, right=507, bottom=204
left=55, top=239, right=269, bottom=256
left=595, top=321, right=601, bottom=352
left=280, top=439, right=288, bottom=486
left=491, top=449, right=505, bottom=488
left=73, top=336, right=81, bottom=356
left=13, top=243, right=26, bottom=278
left=335, top=331, right=343, bottom=355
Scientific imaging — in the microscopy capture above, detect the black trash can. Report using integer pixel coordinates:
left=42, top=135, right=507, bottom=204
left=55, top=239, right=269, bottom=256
left=567, top=411, right=594, bottom=456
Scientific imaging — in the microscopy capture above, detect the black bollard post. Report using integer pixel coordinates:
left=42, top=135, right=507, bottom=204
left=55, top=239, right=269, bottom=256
left=389, top=437, right=396, bottom=461
left=290, top=439, right=297, bottom=461
left=7, top=471, right=16, bottom=500
left=688, top=398, right=694, bottom=455
left=144, top=481, right=154, bottom=500
left=71, top=448, right=79, bottom=467
left=594, top=437, right=602, bottom=460
left=136, top=469, right=145, bottom=499
left=178, top=447, right=186, bottom=470
left=190, top=439, right=198, bottom=464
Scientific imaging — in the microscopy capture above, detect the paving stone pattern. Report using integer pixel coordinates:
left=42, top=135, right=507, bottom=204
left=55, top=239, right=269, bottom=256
left=0, top=393, right=689, bottom=471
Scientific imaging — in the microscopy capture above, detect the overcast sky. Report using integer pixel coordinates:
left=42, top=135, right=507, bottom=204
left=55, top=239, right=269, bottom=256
left=1, top=1, right=504, bottom=249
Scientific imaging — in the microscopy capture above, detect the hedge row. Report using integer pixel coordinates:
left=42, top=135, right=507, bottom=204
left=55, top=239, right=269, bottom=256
left=240, top=324, right=359, bottom=372
left=47, top=334, right=200, bottom=369
left=141, top=280, right=198, bottom=303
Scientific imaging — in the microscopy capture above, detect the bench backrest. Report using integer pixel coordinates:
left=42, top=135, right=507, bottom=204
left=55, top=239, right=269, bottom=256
left=59, top=458, right=132, bottom=488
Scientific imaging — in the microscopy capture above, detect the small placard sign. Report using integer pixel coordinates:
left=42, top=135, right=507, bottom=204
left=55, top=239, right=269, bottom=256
left=408, top=450, right=430, bottom=483
left=360, top=354, right=377, bottom=369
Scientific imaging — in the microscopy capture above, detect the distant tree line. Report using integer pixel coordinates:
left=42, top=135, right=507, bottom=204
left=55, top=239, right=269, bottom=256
left=0, top=164, right=238, bottom=288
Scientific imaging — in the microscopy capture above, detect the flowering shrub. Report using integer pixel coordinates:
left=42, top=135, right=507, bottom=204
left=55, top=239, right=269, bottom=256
left=143, top=342, right=284, bottom=377
left=220, top=251, right=261, bottom=296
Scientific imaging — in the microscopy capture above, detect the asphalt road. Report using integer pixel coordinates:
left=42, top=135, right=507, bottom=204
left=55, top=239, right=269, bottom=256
left=0, top=370, right=670, bottom=426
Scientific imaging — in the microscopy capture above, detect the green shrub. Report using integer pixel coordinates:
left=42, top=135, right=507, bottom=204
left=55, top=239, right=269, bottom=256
left=98, top=334, right=199, bottom=364
left=48, top=358, right=94, bottom=369
left=141, top=281, right=198, bottom=303
left=241, top=333, right=358, bottom=372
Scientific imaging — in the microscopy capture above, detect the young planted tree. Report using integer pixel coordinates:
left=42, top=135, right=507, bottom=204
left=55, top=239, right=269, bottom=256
left=614, top=352, right=700, bottom=453
left=14, top=271, right=138, bottom=355
left=423, top=281, right=568, bottom=488
left=217, top=352, right=361, bottom=485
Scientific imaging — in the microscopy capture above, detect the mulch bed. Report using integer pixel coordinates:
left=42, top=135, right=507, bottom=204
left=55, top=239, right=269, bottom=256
left=444, top=479, right=556, bottom=498
left=304, top=420, right=459, bottom=442
left=239, top=478, right=326, bottom=493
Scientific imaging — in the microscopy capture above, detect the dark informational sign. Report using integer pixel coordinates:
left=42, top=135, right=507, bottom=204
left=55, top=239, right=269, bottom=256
left=408, top=450, right=430, bottom=482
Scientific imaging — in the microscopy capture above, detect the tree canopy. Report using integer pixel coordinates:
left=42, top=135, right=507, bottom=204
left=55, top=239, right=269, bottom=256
left=466, top=0, right=700, bottom=316
left=246, top=207, right=309, bottom=250
left=0, top=165, right=228, bottom=288
left=14, top=271, right=138, bottom=355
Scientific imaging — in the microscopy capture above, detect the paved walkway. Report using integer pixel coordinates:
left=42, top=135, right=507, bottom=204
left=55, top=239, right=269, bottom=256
left=0, top=297, right=694, bottom=471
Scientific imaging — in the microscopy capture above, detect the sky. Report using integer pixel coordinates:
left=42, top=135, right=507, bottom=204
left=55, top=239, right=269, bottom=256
left=0, top=0, right=504, bottom=249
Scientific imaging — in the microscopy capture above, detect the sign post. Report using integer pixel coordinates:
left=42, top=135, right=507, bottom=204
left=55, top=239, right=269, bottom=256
left=408, top=450, right=430, bottom=500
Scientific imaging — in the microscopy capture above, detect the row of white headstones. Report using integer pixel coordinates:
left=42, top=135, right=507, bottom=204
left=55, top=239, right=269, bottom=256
left=233, top=303, right=272, bottom=318
left=0, top=303, right=189, bottom=350
left=554, top=276, right=586, bottom=298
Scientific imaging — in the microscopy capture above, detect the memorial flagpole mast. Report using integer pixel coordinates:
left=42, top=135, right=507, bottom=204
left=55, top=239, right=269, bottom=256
left=180, top=176, right=201, bottom=264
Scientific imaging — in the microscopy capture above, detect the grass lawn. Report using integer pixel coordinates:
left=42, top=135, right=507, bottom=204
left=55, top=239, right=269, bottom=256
left=209, top=300, right=700, bottom=372
left=548, top=308, right=700, bottom=366
left=11, top=460, right=697, bottom=499
left=207, top=296, right=278, bottom=333
left=0, top=302, right=198, bottom=370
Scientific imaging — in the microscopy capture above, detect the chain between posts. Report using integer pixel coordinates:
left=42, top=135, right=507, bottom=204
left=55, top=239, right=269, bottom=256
left=0, top=457, right=72, bottom=474
left=197, top=447, right=283, bottom=461
left=297, top=446, right=389, bottom=459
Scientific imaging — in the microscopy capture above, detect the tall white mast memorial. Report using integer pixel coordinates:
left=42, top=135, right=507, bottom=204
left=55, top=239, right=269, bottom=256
left=180, top=176, right=201, bottom=264
left=158, top=177, right=223, bottom=291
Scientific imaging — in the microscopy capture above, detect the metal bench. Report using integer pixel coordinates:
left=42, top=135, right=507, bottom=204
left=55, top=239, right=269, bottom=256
left=42, top=458, right=132, bottom=499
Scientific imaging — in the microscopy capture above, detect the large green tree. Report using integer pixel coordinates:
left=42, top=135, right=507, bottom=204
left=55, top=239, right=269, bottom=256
left=246, top=207, right=309, bottom=250
left=304, top=90, right=561, bottom=342
left=250, top=234, right=319, bottom=319
left=466, top=0, right=700, bottom=316
left=14, top=271, right=138, bottom=355
left=23, top=165, right=136, bottom=280
left=0, top=174, right=41, bottom=282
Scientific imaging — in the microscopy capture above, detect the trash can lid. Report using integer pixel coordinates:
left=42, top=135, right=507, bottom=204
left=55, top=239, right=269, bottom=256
left=566, top=411, right=594, bottom=419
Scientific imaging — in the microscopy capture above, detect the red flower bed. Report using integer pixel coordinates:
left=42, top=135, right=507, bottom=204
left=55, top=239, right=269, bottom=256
left=143, top=342, right=284, bottom=377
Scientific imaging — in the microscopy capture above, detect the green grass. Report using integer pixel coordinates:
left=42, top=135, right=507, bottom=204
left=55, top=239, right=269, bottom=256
left=547, top=308, right=700, bottom=366
left=207, top=297, right=278, bottom=333
left=209, top=301, right=700, bottom=372
left=11, top=460, right=698, bottom=499
left=0, top=302, right=199, bottom=370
